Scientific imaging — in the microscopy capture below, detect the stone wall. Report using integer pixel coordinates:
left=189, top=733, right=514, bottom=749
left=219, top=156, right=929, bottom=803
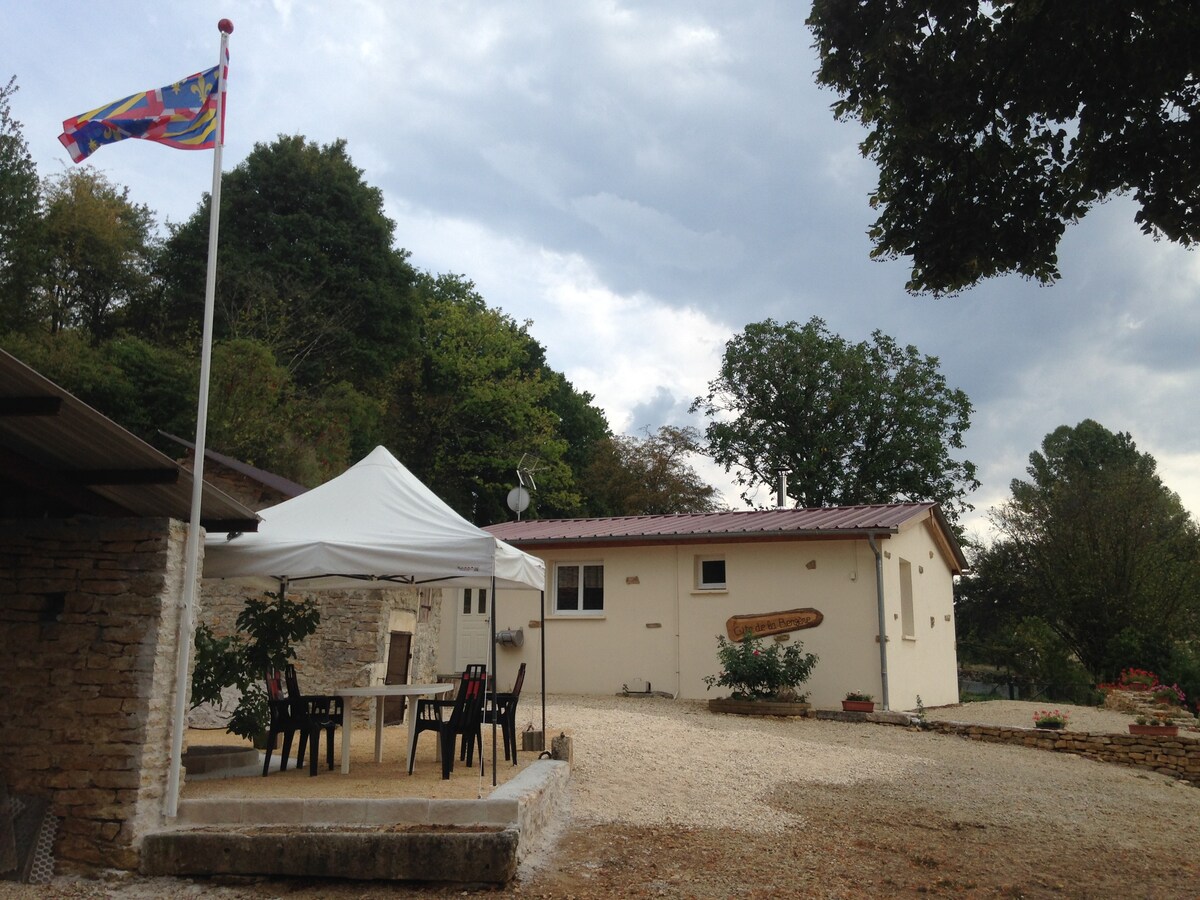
left=197, top=582, right=442, bottom=729
left=0, top=516, right=190, bottom=872
left=925, top=720, right=1200, bottom=784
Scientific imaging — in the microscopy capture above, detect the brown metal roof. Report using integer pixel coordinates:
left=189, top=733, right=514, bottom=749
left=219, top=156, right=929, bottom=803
left=160, top=431, right=309, bottom=500
left=0, top=349, right=259, bottom=531
left=487, top=503, right=967, bottom=572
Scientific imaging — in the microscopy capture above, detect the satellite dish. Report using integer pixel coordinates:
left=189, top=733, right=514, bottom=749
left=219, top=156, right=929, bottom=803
left=506, top=486, right=530, bottom=514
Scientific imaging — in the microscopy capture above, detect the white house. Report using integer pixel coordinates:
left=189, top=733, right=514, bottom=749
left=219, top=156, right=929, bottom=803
left=437, top=503, right=967, bottom=711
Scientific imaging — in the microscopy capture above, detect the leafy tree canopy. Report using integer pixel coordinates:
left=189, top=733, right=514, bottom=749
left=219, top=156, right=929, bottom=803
left=0, top=76, right=42, bottom=329
left=692, top=317, right=977, bottom=524
left=386, top=273, right=578, bottom=524
left=37, top=168, right=157, bottom=339
left=808, top=2, right=1200, bottom=295
left=0, top=330, right=195, bottom=441
left=149, top=135, right=417, bottom=390
left=580, top=425, right=721, bottom=517
left=967, top=420, right=1200, bottom=682
left=0, top=329, right=374, bottom=488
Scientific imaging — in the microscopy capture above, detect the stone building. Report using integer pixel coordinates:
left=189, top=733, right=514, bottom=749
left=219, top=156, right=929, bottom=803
left=0, top=350, right=257, bottom=874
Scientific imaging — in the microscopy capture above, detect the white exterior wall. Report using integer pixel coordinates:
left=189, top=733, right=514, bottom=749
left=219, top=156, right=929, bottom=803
left=876, top=519, right=960, bottom=710
left=438, top=521, right=959, bottom=712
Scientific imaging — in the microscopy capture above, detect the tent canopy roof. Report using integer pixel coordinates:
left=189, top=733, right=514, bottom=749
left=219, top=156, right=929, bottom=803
left=203, top=446, right=545, bottom=591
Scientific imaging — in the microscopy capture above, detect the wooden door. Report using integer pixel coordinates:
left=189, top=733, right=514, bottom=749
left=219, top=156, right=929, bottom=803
left=383, top=631, right=412, bottom=725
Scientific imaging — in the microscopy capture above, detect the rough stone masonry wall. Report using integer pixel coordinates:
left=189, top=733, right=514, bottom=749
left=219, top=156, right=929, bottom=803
left=925, top=720, right=1200, bottom=784
left=0, top=516, right=189, bottom=872
left=198, top=582, right=441, bottom=729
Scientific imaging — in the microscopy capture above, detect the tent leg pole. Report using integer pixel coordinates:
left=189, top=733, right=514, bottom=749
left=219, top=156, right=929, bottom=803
left=540, top=589, right=545, bottom=741
left=490, top=575, right=497, bottom=786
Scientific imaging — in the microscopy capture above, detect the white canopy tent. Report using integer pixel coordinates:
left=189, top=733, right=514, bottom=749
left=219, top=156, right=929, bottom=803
left=204, top=445, right=545, bottom=591
left=202, top=445, right=547, bottom=784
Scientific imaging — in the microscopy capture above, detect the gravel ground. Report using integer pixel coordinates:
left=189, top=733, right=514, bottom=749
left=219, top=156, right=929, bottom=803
left=4, top=696, right=1199, bottom=899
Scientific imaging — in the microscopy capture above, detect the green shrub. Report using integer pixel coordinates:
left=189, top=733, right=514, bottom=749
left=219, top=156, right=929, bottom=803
left=703, top=631, right=818, bottom=701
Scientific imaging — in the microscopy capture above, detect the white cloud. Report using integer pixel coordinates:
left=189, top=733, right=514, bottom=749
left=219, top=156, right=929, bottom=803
left=10, top=1, right=1200, bottom=531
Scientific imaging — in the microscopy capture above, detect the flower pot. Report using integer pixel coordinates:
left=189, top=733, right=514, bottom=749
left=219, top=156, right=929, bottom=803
left=1129, top=723, right=1179, bottom=736
left=708, top=698, right=810, bottom=717
left=841, top=700, right=875, bottom=713
left=1034, top=721, right=1065, bottom=730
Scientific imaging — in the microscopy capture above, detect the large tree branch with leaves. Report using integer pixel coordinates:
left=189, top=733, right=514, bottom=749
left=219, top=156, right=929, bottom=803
left=808, top=1, right=1200, bottom=295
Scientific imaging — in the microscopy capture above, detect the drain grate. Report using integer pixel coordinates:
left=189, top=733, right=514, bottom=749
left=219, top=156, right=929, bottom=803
left=2, top=794, right=58, bottom=884
left=0, top=782, right=14, bottom=874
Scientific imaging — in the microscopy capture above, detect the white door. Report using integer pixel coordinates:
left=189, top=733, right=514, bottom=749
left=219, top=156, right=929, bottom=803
left=455, top=587, right=490, bottom=670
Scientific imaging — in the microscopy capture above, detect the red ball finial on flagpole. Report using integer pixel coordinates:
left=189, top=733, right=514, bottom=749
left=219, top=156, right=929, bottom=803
left=218, top=19, right=234, bottom=34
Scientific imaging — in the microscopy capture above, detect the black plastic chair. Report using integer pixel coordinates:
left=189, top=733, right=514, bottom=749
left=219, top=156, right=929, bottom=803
left=410, top=665, right=487, bottom=779
left=262, top=669, right=300, bottom=776
left=284, top=665, right=344, bottom=776
left=480, top=662, right=526, bottom=765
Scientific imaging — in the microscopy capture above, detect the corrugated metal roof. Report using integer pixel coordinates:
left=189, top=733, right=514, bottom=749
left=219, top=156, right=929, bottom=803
left=0, top=349, right=259, bottom=531
left=487, top=503, right=967, bottom=573
left=487, top=502, right=935, bottom=541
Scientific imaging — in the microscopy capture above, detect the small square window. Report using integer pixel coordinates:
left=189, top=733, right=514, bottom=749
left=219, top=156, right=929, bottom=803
left=696, top=557, right=726, bottom=590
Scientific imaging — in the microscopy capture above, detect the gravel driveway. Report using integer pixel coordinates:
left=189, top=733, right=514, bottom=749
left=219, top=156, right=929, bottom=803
left=5, top=696, right=1198, bottom=898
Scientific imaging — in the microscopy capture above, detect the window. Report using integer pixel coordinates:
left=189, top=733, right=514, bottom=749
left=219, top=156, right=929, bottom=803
left=555, top=563, right=604, bottom=613
left=899, top=559, right=915, bottom=638
left=695, top=556, right=726, bottom=590
left=462, top=588, right=487, bottom=615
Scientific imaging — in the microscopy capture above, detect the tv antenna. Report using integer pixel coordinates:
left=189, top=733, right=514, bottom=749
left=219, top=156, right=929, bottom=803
left=507, top=453, right=546, bottom=519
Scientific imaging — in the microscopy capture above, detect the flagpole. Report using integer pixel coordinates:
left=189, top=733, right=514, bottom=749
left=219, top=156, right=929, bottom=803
left=165, top=18, right=233, bottom=819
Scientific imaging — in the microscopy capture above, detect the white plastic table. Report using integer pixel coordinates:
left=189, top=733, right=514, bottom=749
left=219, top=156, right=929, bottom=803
left=334, top=683, right=453, bottom=774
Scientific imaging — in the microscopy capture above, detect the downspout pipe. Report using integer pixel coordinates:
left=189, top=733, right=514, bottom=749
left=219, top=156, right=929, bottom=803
left=866, top=534, right=890, bottom=711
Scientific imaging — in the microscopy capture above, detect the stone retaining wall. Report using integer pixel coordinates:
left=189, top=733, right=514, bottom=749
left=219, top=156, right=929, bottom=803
left=146, top=759, right=571, bottom=882
left=926, top=720, right=1200, bottom=784
left=0, top=516, right=189, bottom=871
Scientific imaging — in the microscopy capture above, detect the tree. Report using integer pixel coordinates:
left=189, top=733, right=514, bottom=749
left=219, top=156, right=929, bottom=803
left=191, top=591, right=320, bottom=741
left=0, top=330, right=196, bottom=442
left=579, top=426, right=721, bottom=516
left=807, top=2, right=1200, bottom=295
left=36, top=168, right=156, bottom=339
left=540, top=369, right=612, bottom=514
left=386, top=273, right=577, bottom=524
left=978, top=420, right=1200, bottom=682
left=150, top=135, right=417, bottom=390
left=691, top=317, right=977, bottom=524
left=0, top=75, right=42, bottom=331
left=206, top=337, right=378, bottom=486
left=955, top=540, right=1097, bottom=702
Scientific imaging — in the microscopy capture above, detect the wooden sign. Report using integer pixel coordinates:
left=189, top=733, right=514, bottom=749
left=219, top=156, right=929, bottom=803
left=726, top=607, right=824, bottom=641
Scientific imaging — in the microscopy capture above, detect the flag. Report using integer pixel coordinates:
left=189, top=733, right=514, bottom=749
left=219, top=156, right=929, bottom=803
left=58, top=50, right=228, bottom=163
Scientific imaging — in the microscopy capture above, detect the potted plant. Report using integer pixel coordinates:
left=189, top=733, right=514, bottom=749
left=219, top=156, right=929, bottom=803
left=842, top=691, right=875, bottom=713
left=1129, top=713, right=1179, bottom=737
left=191, top=590, right=321, bottom=742
left=1032, top=709, right=1069, bottom=730
left=1151, top=683, right=1187, bottom=707
left=703, top=630, right=818, bottom=716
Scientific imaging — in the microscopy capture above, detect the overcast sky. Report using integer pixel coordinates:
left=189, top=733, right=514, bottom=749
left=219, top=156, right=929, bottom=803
left=7, top=1, right=1199, bottom=539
